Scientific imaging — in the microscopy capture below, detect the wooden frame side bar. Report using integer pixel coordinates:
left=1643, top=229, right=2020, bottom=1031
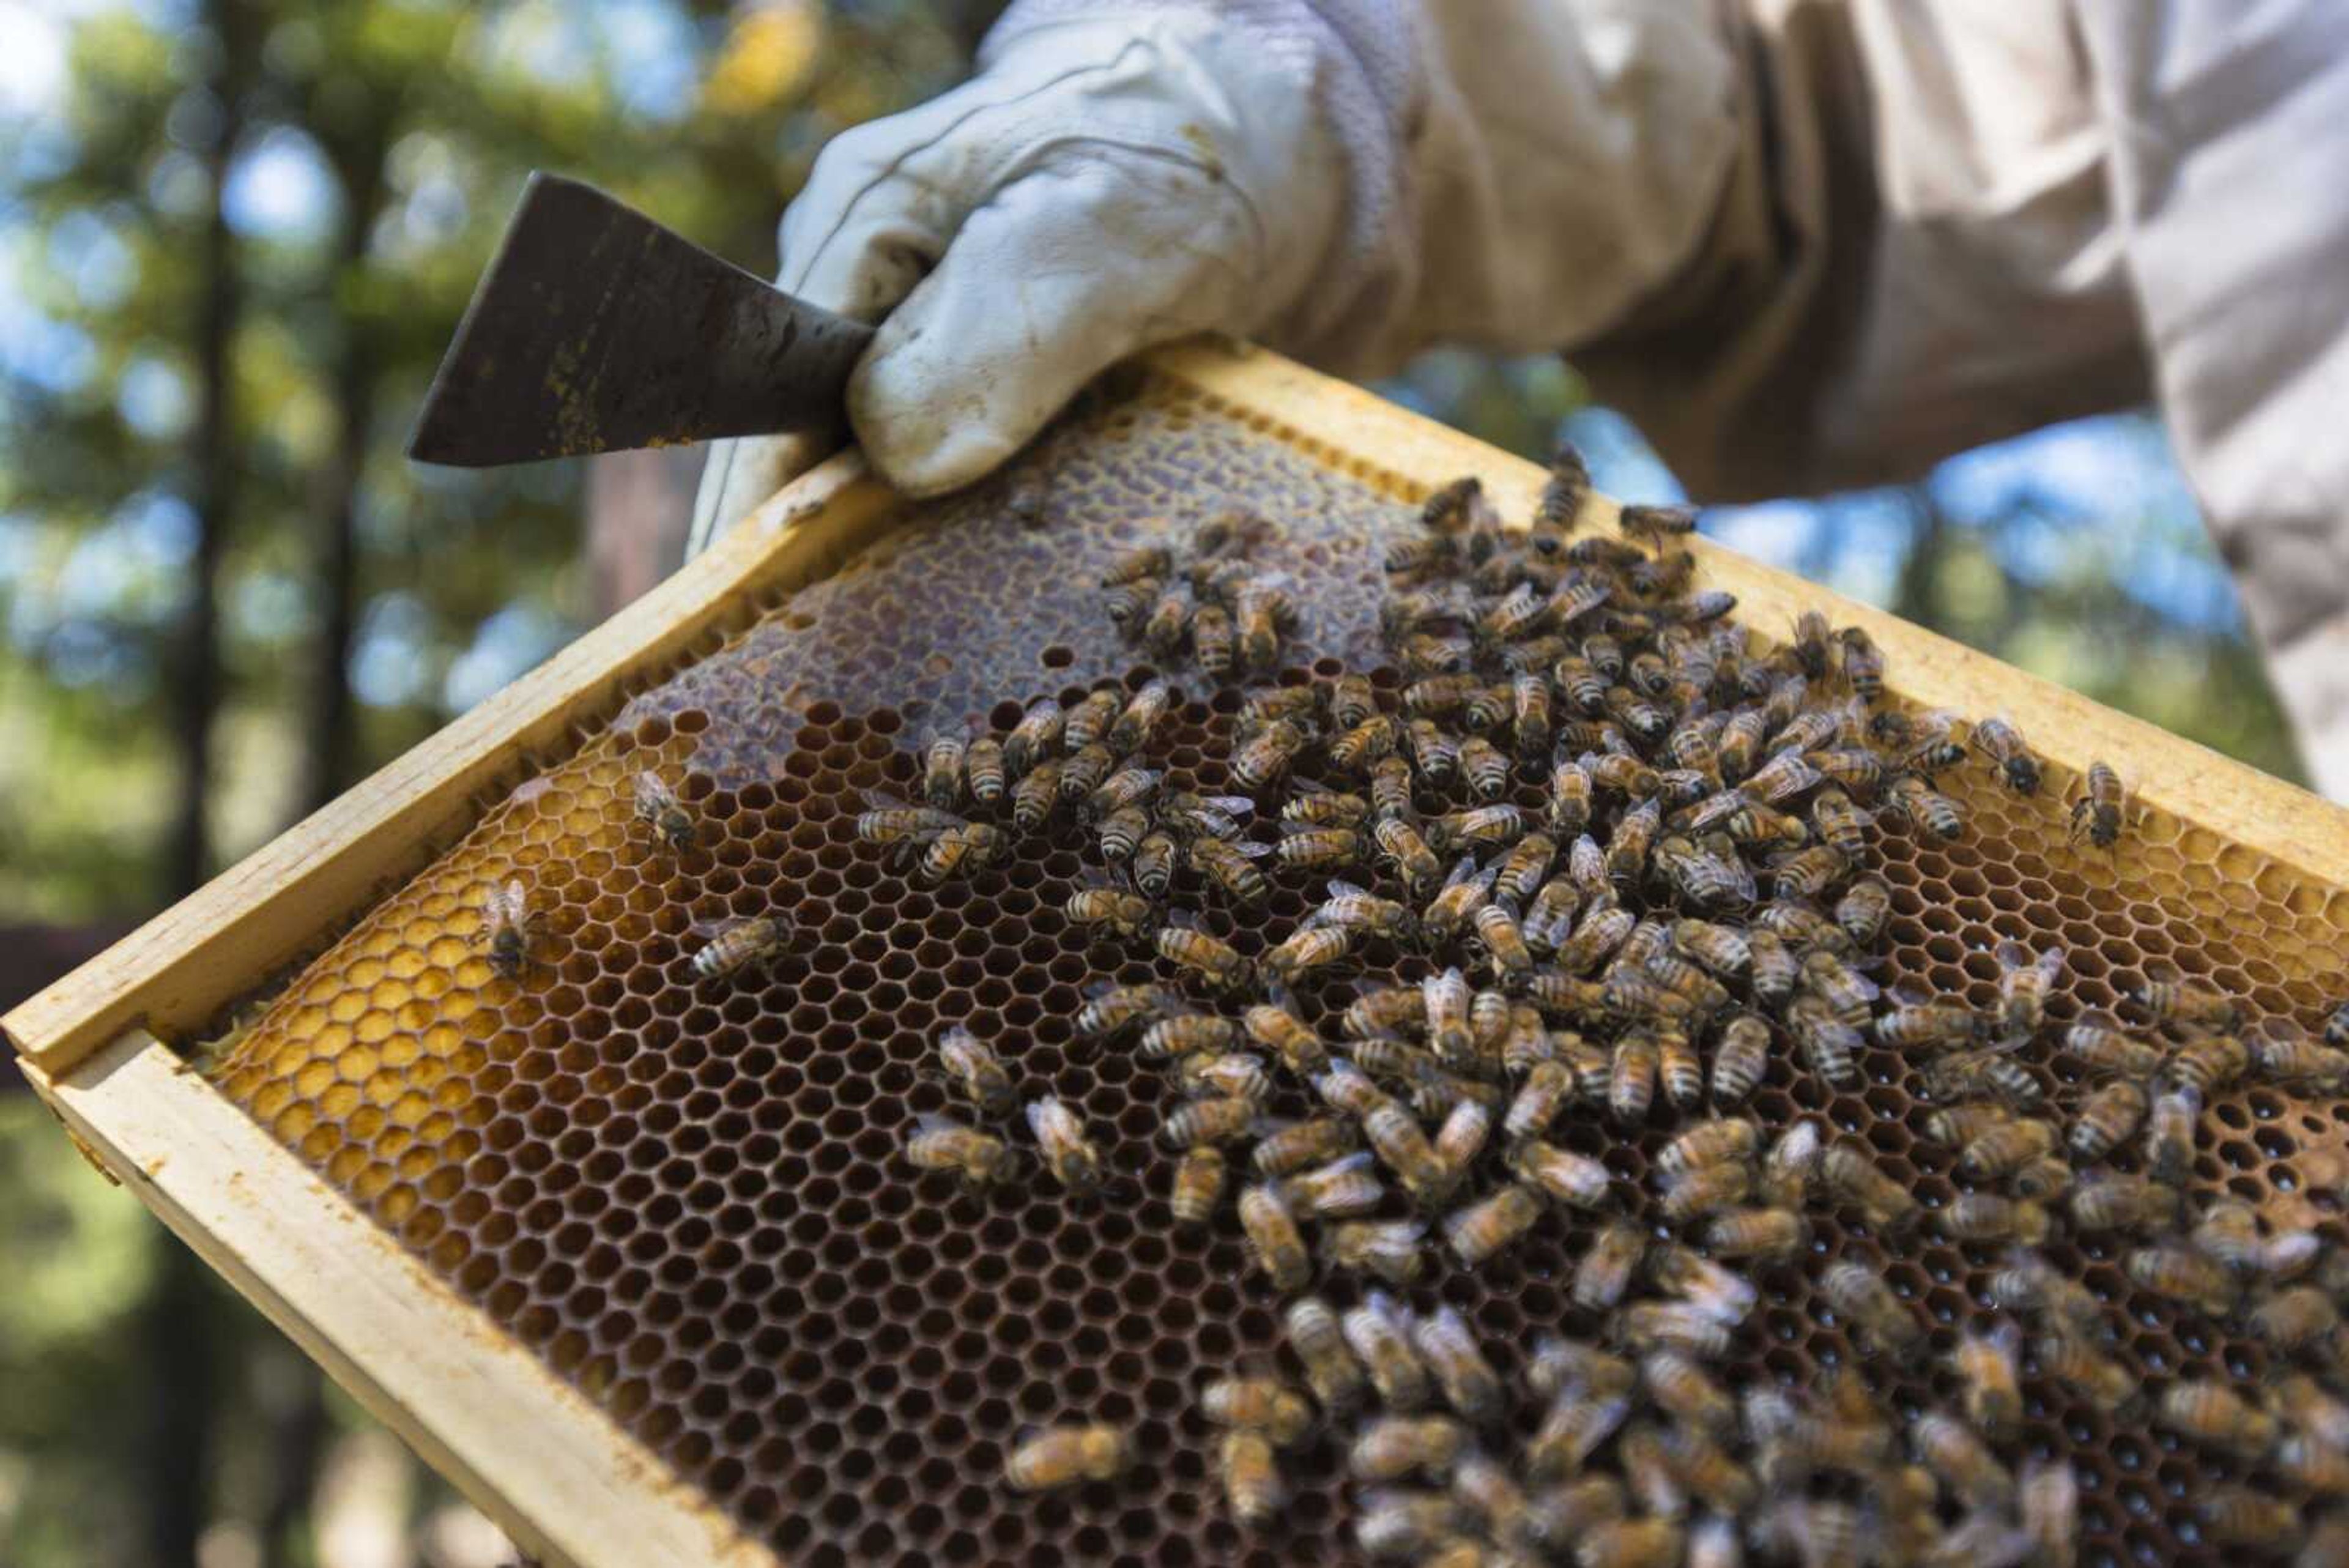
left=22, top=1031, right=779, bottom=1568
left=1156, top=341, right=2349, bottom=897
left=3, top=456, right=894, bottom=1077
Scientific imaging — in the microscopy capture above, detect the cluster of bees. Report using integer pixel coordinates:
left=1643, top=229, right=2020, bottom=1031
left=461, top=445, right=2349, bottom=1566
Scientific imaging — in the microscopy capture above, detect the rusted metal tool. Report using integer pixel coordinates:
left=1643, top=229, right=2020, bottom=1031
left=406, top=173, right=871, bottom=467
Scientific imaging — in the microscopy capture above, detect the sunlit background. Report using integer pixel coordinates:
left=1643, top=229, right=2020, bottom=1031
left=0, top=3, right=2301, bottom=1566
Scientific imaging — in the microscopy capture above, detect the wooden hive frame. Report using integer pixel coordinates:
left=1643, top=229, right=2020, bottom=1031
left=9, top=340, right=2349, bottom=1568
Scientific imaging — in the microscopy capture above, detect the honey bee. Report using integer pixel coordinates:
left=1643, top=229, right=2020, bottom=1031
left=1246, top=1113, right=1357, bottom=1178
left=1836, top=626, right=1883, bottom=701
left=1329, top=715, right=1400, bottom=774
left=1546, top=900, right=1635, bottom=981
left=1695, top=1206, right=1803, bottom=1262
left=1062, top=688, right=1121, bottom=753
left=2060, top=1173, right=2174, bottom=1238
left=1191, top=603, right=1237, bottom=676
left=1085, top=764, right=1162, bottom=819
left=1509, top=1139, right=1611, bottom=1210
left=1280, top=1150, right=1386, bottom=1219
left=2250, top=1285, right=2341, bottom=1352
left=1160, top=790, right=1255, bottom=842
left=1238, top=1183, right=1312, bottom=1291
left=1443, top=1182, right=1545, bottom=1268
left=1771, top=843, right=1850, bottom=902
left=1619, top=1300, right=1733, bottom=1359
left=1471, top=901, right=1535, bottom=981
left=2165, top=1030, right=2249, bottom=1098
left=1285, top=788, right=1369, bottom=833
left=1284, top=1296, right=1367, bottom=1412
left=1818, top=1143, right=1918, bottom=1231
left=1956, top=1116, right=2057, bottom=1179
left=1156, top=912, right=1254, bottom=992
left=1201, top=1375, right=1314, bottom=1446
left=1350, top=1416, right=1466, bottom=1482
left=2134, top=959, right=2243, bottom=1031
left=1885, top=775, right=1964, bottom=841
left=2199, top=1488, right=2304, bottom=1553
left=1170, top=1145, right=1228, bottom=1228
left=1821, top=1260, right=1920, bottom=1350
left=1026, top=1096, right=1103, bottom=1197
left=2250, top=1019, right=2349, bottom=1088
left=2061, top=1011, right=2167, bottom=1079
left=1345, top=1106, right=1438, bottom=1209
left=856, top=790, right=967, bottom=852
left=1141, top=1011, right=1249, bottom=1062
left=2029, top=1335, right=2142, bottom=1419
left=1513, top=671, right=1554, bottom=757
left=1787, top=994, right=1863, bottom=1089
left=935, top=1024, right=1015, bottom=1119
left=1874, top=997, right=1984, bottom=1053
left=1004, top=697, right=1064, bottom=776
left=689, top=910, right=790, bottom=983
left=1077, top=979, right=1176, bottom=1040
left=1574, top=1219, right=1647, bottom=1311
left=1143, top=586, right=1192, bottom=656
left=1066, top=877, right=1154, bottom=939
left=1231, top=718, right=1309, bottom=792
left=2189, top=1197, right=2263, bottom=1271
left=1401, top=1303, right=1503, bottom=1427
left=1583, top=752, right=1661, bottom=803
left=1190, top=835, right=1273, bottom=905
left=964, top=735, right=1006, bottom=804
left=1351, top=1489, right=1470, bottom=1561
left=1431, top=1098, right=1493, bottom=1177
left=1831, top=878, right=1892, bottom=952
left=2157, top=1379, right=2275, bottom=1457
left=1368, top=816, right=1443, bottom=898
left=632, top=770, right=696, bottom=851
left=483, top=878, right=545, bottom=979
left=1761, top=1119, right=1822, bottom=1211
left=2144, top=1083, right=2201, bottom=1184
left=1991, top=1252, right=2101, bottom=1335
left=1968, top=715, right=2040, bottom=795
left=1262, top=921, right=1353, bottom=987
left=1161, top=1095, right=1260, bottom=1148
left=1102, top=543, right=1173, bottom=587
left=1096, top=806, right=1152, bottom=863
left=1936, top=1194, right=2049, bottom=1246
left=1217, top=1429, right=1285, bottom=1526
left=1108, top=678, right=1173, bottom=754
left=905, top=1113, right=1019, bottom=1190
left=1600, top=1031, right=1655, bottom=1124
left=1005, top=1423, right=1134, bottom=1492
left=1922, top=1044, right=2044, bottom=1108
left=1659, top=1159, right=1751, bottom=1224
left=2128, top=1243, right=2239, bottom=1316
left=1233, top=997, right=1321, bottom=1080
left=1011, top=757, right=1063, bottom=831
left=1275, top=825, right=1364, bottom=874
left=2014, top=1460, right=2078, bottom=1568
left=2061, top=1080, right=2150, bottom=1164
left=1476, top=581, right=1548, bottom=646
left=1343, top=1293, right=1433, bottom=1411
left=1107, top=576, right=1165, bottom=634
left=1698, top=1014, right=1767, bottom=1109
left=2069, top=759, right=2126, bottom=849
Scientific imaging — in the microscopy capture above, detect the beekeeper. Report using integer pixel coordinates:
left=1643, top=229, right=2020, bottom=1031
left=693, top=2, right=2349, bottom=799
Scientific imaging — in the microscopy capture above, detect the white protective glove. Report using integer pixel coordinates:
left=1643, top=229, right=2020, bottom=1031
left=691, top=0, right=1743, bottom=544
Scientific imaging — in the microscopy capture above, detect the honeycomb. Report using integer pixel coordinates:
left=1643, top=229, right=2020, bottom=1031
left=210, top=365, right=2349, bottom=1568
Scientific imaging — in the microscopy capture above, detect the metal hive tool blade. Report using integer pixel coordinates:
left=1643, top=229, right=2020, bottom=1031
left=406, top=172, right=874, bottom=467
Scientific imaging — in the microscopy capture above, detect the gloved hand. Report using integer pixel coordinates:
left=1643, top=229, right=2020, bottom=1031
left=692, top=0, right=1743, bottom=547
left=691, top=2, right=1366, bottom=544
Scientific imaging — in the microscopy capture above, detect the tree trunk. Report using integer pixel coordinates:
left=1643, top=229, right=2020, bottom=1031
left=147, top=4, right=254, bottom=1560
left=301, top=130, right=390, bottom=816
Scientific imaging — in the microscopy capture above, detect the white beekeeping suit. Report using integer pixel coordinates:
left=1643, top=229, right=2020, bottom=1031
left=693, top=1, right=2349, bottom=800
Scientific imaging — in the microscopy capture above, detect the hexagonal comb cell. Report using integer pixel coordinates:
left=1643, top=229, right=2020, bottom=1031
left=210, top=368, right=2349, bottom=1568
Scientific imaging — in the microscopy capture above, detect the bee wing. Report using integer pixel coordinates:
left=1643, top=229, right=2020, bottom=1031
left=1325, top=879, right=1375, bottom=901
left=1263, top=979, right=1305, bottom=1016
left=1439, top=856, right=1485, bottom=891
left=1200, top=795, right=1258, bottom=818
left=915, top=1111, right=975, bottom=1137
left=938, top=1022, right=981, bottom=1052
left=860, top=786, right=918, bottom=811
left=1885, top=981, right=1938, bottom=1009
left=1164, top=906, right=1202, bottom=932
